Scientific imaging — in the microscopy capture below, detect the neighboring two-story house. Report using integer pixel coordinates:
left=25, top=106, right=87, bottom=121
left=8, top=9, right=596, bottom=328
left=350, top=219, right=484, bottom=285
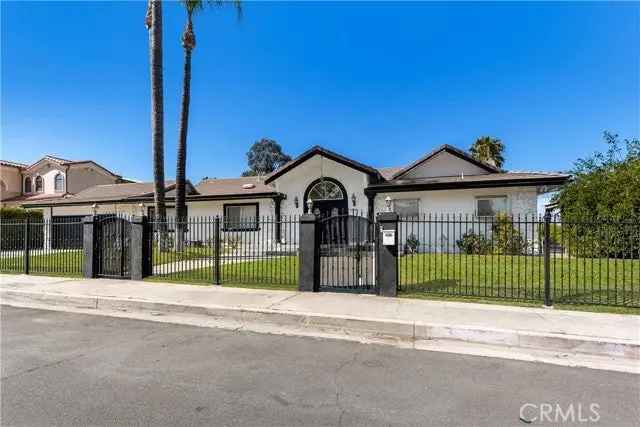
left=0, top=155, right=129, bottom=208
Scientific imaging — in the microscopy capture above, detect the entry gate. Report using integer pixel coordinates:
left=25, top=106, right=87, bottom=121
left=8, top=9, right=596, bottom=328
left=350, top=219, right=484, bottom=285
left=319, top=214, right=377, bottom=292
left=95, top=216, right=131, bottom=278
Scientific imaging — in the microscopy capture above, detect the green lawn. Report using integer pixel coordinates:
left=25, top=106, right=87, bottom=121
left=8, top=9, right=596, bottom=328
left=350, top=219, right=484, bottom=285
left=0, top=249, right=84, bottom=277
left=146, top=256, right=299, bottom=291
left=152, top=246, right=215, bottom=266
left=399, top=253, right=640, bottom=307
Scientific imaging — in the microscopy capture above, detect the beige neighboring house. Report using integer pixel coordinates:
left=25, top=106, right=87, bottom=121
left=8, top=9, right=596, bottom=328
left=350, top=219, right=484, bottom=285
left=0, top=155, right=130, bottom=208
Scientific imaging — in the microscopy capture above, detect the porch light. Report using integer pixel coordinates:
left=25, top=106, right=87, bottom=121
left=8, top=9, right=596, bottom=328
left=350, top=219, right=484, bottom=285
left=351, top=193, right=357, bottom=207
left=306, top=198, right=313, bottom=212
left=138, top=203, right=145, bottom=216
left=294, top=196, right=299, bottom=209
left=91, top=203, right=98, bottom=216
left=385, top=196, right=392, bottom=212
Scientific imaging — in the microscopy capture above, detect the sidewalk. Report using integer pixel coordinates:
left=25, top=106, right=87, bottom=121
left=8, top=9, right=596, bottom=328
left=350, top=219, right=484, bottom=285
left=1, top=274, right=639, bottom=373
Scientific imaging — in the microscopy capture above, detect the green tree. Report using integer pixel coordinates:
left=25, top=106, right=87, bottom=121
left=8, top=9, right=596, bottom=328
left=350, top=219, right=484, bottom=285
left=469, top=136, right=505, bottom=169
left=174, top=0, right=241, bottom=251
left=242, top=138, right=291, bottom=176
left=553, top=131, right=640, bottom=257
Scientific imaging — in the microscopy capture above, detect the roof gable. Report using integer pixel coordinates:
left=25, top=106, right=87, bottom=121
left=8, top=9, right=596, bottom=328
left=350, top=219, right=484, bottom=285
left=392, top=145, right=499, bottom=180
left=264, top=146, right=380, bottom=184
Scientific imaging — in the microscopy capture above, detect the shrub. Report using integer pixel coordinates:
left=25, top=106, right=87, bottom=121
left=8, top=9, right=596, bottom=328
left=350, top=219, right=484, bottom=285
left=0, top=207, right=43, bottom=221
left=457, top=232, right=491, bottom=254
left=491, top=213, right=528, bottom=255
left=404, top=233, right=420, bottom=254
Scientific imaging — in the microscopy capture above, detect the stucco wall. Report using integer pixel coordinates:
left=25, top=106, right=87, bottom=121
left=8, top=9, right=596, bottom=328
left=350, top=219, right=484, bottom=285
left=23, top=162, right=65, bottom=195
left=271, top=154, right=371, bottom=217
left=373, top=186, right=539, bottom=253
left=402, top=151, right=489, bottom=179
left=0, top=165, right=23, bottom=200
left=66, top=164, right=120, bottom=194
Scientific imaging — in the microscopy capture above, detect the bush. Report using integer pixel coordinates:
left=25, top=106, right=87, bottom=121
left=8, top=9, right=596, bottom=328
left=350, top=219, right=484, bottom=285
left=491, top=213, right=528, bottom=255
left=554, top=131, right=640, bottom=257
left=404, top=233, right=420, bottom=254
left=457, top=232, right=491, bottom=254
left=0, top=207, right=43, bottom=221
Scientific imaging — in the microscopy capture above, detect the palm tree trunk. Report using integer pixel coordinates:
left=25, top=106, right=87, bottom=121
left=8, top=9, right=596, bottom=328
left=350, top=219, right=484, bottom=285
left=149, top=0, right=168, bottom=249
left=175, top=18, right=193, bottom=253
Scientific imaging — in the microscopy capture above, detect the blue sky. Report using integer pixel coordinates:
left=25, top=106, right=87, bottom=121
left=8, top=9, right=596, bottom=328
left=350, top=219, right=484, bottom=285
left=2, top=1, right=638, bottom=182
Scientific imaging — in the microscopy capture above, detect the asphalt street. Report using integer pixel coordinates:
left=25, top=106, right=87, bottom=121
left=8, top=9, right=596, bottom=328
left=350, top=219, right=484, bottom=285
left=1, top=306, right=638, bottom=426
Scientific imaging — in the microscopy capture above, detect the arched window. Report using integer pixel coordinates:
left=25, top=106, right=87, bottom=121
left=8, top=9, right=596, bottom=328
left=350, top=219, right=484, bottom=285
left=24, top=177, right=32, bottom=193
left=54, top=173, right=65, bottom=192
left=35, top=176, right=43, bottom=192
left=0, top=180, right=6, bottom=194
left=307, top=180, right=344, bottom=201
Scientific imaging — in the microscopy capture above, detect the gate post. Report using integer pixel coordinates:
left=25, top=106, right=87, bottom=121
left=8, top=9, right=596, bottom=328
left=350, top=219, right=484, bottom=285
left=83, top=216, right=97, bottom=278
left=376, top=212, right=398, bottom=297
left=130, top=216, right=151, bottom=280
left=299, top=213, right=320, bottom=292
left=543, top=210, right=553, bottom=307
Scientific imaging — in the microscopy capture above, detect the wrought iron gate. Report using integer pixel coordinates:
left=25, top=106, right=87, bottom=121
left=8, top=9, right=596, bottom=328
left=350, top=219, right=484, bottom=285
left=95, top=216, right=131, bottom=279
left=319, top=214, right=377, bottom=292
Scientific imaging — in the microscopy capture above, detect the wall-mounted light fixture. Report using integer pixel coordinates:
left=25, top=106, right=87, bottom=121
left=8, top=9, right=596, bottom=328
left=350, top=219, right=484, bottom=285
left=351, top=193, right=357, bottom=207
left=138, top=203, right=145, bottom=217
left=306, top=199, right=313, bottom=213
left=294, top=196, right=299, bottom=209
left=385, top=196, right=392, bottom=212
left=91, top=203, right=98, bottom=216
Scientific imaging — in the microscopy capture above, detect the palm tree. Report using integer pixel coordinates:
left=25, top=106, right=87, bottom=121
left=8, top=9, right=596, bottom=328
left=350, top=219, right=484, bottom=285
left=174, top=0, right=241, bottom=250
left=146, top=0, right=168, bottom=247
left=469, top=136, right=505, bottom=169
left=146, top=0, right=167, bottom=222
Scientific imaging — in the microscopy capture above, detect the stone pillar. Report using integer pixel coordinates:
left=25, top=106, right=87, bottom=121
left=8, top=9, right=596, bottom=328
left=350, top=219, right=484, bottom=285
left=83, top=216, right=97, bottom=278
left=298, top=213, right=320, bottom=292
left=130, top=216, right=151, bottom=280
left=376, top=212, right=398, bottom=297
left=365, top=192, right=375, bottom=223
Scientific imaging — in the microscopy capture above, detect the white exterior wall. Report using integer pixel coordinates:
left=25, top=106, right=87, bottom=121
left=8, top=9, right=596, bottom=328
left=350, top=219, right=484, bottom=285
left=271, top=155, right=371, bottom=217
left=373, top=186, right=538, bottom=216
left=373, top=186, right=539, bottom=253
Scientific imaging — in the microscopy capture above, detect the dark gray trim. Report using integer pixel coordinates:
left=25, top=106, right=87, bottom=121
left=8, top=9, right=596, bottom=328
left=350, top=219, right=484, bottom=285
left=223, top=202, right=260, bottom=231
left=21, top=192, right=281, bottom=208
left=264, top=146, right=380, bottom=184
left=365, top=176, right=569, bottom=194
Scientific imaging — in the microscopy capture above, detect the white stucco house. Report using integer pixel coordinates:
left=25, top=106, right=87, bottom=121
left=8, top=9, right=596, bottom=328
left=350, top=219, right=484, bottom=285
left=15, top=144, right=568, bottom=226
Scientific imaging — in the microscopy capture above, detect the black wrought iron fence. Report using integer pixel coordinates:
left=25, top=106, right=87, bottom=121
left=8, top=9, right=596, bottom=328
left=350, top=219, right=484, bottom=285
left=0, top=218, right=84, bottom=276
left=148, top=216, right=299, bottom=288
left=397, top=213, right=640, bottom=307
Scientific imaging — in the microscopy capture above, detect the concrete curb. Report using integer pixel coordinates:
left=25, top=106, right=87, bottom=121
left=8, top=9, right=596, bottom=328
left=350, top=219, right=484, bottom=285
left=2, top=289, right=639, bottom=362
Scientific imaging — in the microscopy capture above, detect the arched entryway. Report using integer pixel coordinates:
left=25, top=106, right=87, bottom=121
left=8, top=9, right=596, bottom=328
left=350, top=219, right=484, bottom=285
left=303, top=177, right=348, bottom=219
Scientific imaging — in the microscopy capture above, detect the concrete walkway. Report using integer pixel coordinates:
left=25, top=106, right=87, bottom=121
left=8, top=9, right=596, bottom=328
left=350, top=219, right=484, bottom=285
left=1, top=274, right=639, bottom=373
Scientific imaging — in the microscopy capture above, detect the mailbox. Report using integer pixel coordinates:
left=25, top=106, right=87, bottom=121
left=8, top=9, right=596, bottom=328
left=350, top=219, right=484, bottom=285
left=382, top=229, right=396, bottom=246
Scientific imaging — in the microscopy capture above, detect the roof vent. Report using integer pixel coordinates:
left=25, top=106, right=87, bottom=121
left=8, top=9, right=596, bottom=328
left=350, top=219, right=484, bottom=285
left=242, top=183, right=256, bottom=189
